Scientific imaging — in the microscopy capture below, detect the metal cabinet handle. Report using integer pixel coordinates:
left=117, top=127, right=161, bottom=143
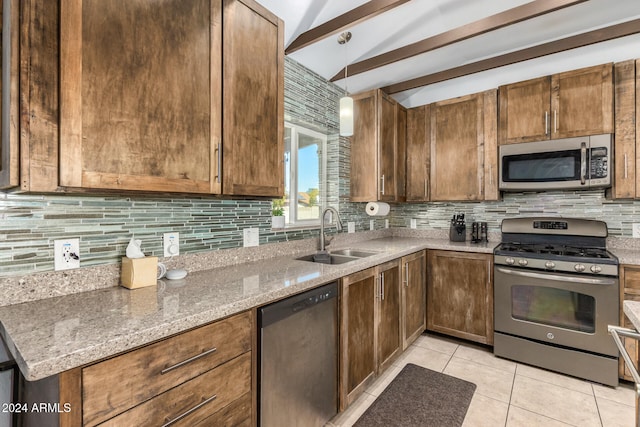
left=161, top=394, right=218, bottom=427
left=404, top=263, right=409, bottom=287
left=424, top=179, right=427, bottom=199
left=489, top=164, right=493, bottom=186
left=625, top=153, right=629, bottom=179
left=554, top=110, right=558, bottom=134
left=380, top=175, right=385, bottom=196
left=580, top=142, right=587, bottom=185
left=545, top=111, right=549, bottom=135
left=161, top=347, right=218, bottom=375
left=214, top=142, right=222, bottom=183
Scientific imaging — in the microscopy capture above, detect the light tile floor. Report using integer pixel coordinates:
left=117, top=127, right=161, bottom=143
left=329, top=333, right=636, bottom=427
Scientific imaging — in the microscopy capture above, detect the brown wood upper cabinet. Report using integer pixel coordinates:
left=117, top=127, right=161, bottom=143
left=0, top=0, right=19, bottom=190
left=427, top=250, right=493, bottom=345
left=611, top=59, right=639, bottom=199
left=499, top=63, right=613, bottom=145
left=406, top=105, right=430, bottom=202
left=340, top=259, right=401, bottom=410
left=350, top=89, right=406, bottom=202
left=53, top=0, right=283, bottom=196
left=430, top=90, right=498, bottom=202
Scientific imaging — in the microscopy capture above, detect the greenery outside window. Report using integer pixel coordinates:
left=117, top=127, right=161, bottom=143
left=283, top=123, right=327, bottom=227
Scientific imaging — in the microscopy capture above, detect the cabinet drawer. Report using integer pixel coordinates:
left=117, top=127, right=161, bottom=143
left=83, top=311, right=252, bottom=426
left=99, top=352, right=251, bottom=426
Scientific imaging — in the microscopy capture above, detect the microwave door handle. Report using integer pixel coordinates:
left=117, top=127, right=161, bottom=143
left=580, top=142, right=587, bottom=185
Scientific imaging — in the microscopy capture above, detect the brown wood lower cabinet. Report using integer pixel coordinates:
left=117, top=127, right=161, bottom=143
left=340, top=259, right=401, bottom=410
left=72, top=311, right=254, bottom=427
left=427, top=250, right=493, bottom=345
left=401, top=250, right=427, bottom=349
left=620, top=265, right=640, bottom=381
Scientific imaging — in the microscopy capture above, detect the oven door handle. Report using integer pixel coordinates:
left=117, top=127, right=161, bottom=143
left=496, top=267, right=616, bottom=286
left=580, top=142, right=587, bottom=185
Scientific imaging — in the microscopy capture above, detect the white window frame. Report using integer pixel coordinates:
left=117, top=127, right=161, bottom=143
left=284, top=122, right=327, bottom=228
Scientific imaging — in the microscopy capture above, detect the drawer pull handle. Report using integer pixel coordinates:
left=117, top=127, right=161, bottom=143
left=161, top=394, right=218, bottom=427
left=161, top=347, right=218, bottom=375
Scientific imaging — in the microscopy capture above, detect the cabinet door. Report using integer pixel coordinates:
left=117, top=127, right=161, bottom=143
left=60, top=0, right=220, bottom=193
left=551, top=63, right=613, bottom=139
left=222, top=0, right=284, bottom=197
left=430, top=93, right=483, bottom=201
left=427, top=250, right=493, bottom=345
left=612, top=60, right=636, bottom=199
left=406, top=105, right=430, bottom=202
left=401, top=251, right=426, bottom=350
left=0, top=0, right=19, bottom=189
left=350, top=90, right=378, bottom=202
left=378, top=92, right=397, bottom=202
left=620, top=266, right=640, bottom=381
left=340, top=268, right=376, bottom=410
left=498, top=76, right=551, bottom=145
left=377, top=259, right=401, bottom=373
left=395, top=103, right=407, bottom=202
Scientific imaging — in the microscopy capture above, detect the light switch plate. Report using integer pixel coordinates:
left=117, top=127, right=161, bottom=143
left=347, top=222, right=355, bottom=233
left=633, top=224, right=640, bottom=238
left=243, top=228, right=259, bottom=247
left=410, top=219, right=417, bottom=229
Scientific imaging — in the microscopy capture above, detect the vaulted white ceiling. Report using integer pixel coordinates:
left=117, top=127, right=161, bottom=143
left=255, top=0, right=640, bottom=107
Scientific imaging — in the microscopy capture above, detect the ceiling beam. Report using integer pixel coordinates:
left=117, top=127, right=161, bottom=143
left=330, top=0, right=588, bottom=82
left=285, top=0, right=410, bottom=55
left=382, top=18, right=640, bottom=94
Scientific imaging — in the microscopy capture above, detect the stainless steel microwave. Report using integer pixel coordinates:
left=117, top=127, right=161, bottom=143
left=499, top=134, right=612, bottom=191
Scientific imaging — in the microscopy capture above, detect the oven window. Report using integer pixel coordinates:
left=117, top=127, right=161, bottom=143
left=511, top=285, right=595, bottom=332
left=502, top=151, right=580, bottom=182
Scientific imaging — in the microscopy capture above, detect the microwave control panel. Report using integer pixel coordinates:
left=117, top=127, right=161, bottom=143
left=590, top=147, right=608, bottom=179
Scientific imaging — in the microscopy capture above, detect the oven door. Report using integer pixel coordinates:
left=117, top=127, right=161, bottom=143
left=499, top=138, right=587, bottom=191
left=494, top=266, right=619, bottom=357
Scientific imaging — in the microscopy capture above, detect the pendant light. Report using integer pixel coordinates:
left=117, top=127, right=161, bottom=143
left=338, top=32, right=353, bottom=137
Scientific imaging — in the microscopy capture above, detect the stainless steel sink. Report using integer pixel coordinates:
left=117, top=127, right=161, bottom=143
left=296, top=254, right=359, bottom=265
left=295, top=249, right=378, bottom=265
left=330, top=249, right=378, bottom=258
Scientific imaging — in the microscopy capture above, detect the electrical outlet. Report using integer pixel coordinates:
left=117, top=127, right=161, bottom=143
left=385, top=219, right=389, bottom=229
left=54, top=238, right=80, bottom=271
left=370, top=220, right=375, bottom=230
left=410, top=219, right=417, bottom=229
left=347, top=222, right=355, bottom=233
left=163, top=232, right=180, bottom=257
left=633, top=224, right=640, bottom=238
left=243, top=228, right=259, bottom=247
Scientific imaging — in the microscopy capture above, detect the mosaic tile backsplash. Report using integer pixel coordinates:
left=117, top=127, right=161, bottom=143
left=2, top=57, right=640, bottom=279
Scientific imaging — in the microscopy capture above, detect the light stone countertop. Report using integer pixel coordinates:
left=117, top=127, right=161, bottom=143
left=0, top=236, right=496, bottom=381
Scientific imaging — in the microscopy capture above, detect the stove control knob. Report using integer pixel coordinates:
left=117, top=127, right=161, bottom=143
left=590, top=265, right=602, bottom=274
left=574, top=264, right=586, bottom=272
left=544, top=261, right=556, bottom=269
left=505, top=257, right=515, bottom=265
left=518, top=259, right=528, bottom=266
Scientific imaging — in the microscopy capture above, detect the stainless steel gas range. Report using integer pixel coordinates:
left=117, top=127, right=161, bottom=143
left=493, top=217, right=619, bottom=386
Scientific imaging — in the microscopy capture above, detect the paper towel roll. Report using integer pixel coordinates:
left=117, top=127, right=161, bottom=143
left=365, top=202, right=390, bottom=217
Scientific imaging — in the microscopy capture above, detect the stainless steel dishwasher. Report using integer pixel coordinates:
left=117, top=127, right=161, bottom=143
left=259, top=281, right=338, bottom=427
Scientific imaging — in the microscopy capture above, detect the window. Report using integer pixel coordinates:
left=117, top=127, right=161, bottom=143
left=283, top=123, right=327, bottom=227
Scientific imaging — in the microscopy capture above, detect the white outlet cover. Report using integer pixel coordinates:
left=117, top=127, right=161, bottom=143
left=410, top=219, right=417, bottom=229
left=370, top=220, right=375, bottom=231
left=347, top=222, right=355, bottom=233
left=633, top=224, right=640, bottom=238
left=243, top=228, right=259, bottom=247
left=385, top=219, right=389, bottom=229
left=163, top=232, right=180, bottom=257
left=54, top=238, right=80, bottom=271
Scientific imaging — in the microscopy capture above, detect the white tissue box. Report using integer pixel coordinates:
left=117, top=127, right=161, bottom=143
left=121, top=256, right=158, bottom=289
